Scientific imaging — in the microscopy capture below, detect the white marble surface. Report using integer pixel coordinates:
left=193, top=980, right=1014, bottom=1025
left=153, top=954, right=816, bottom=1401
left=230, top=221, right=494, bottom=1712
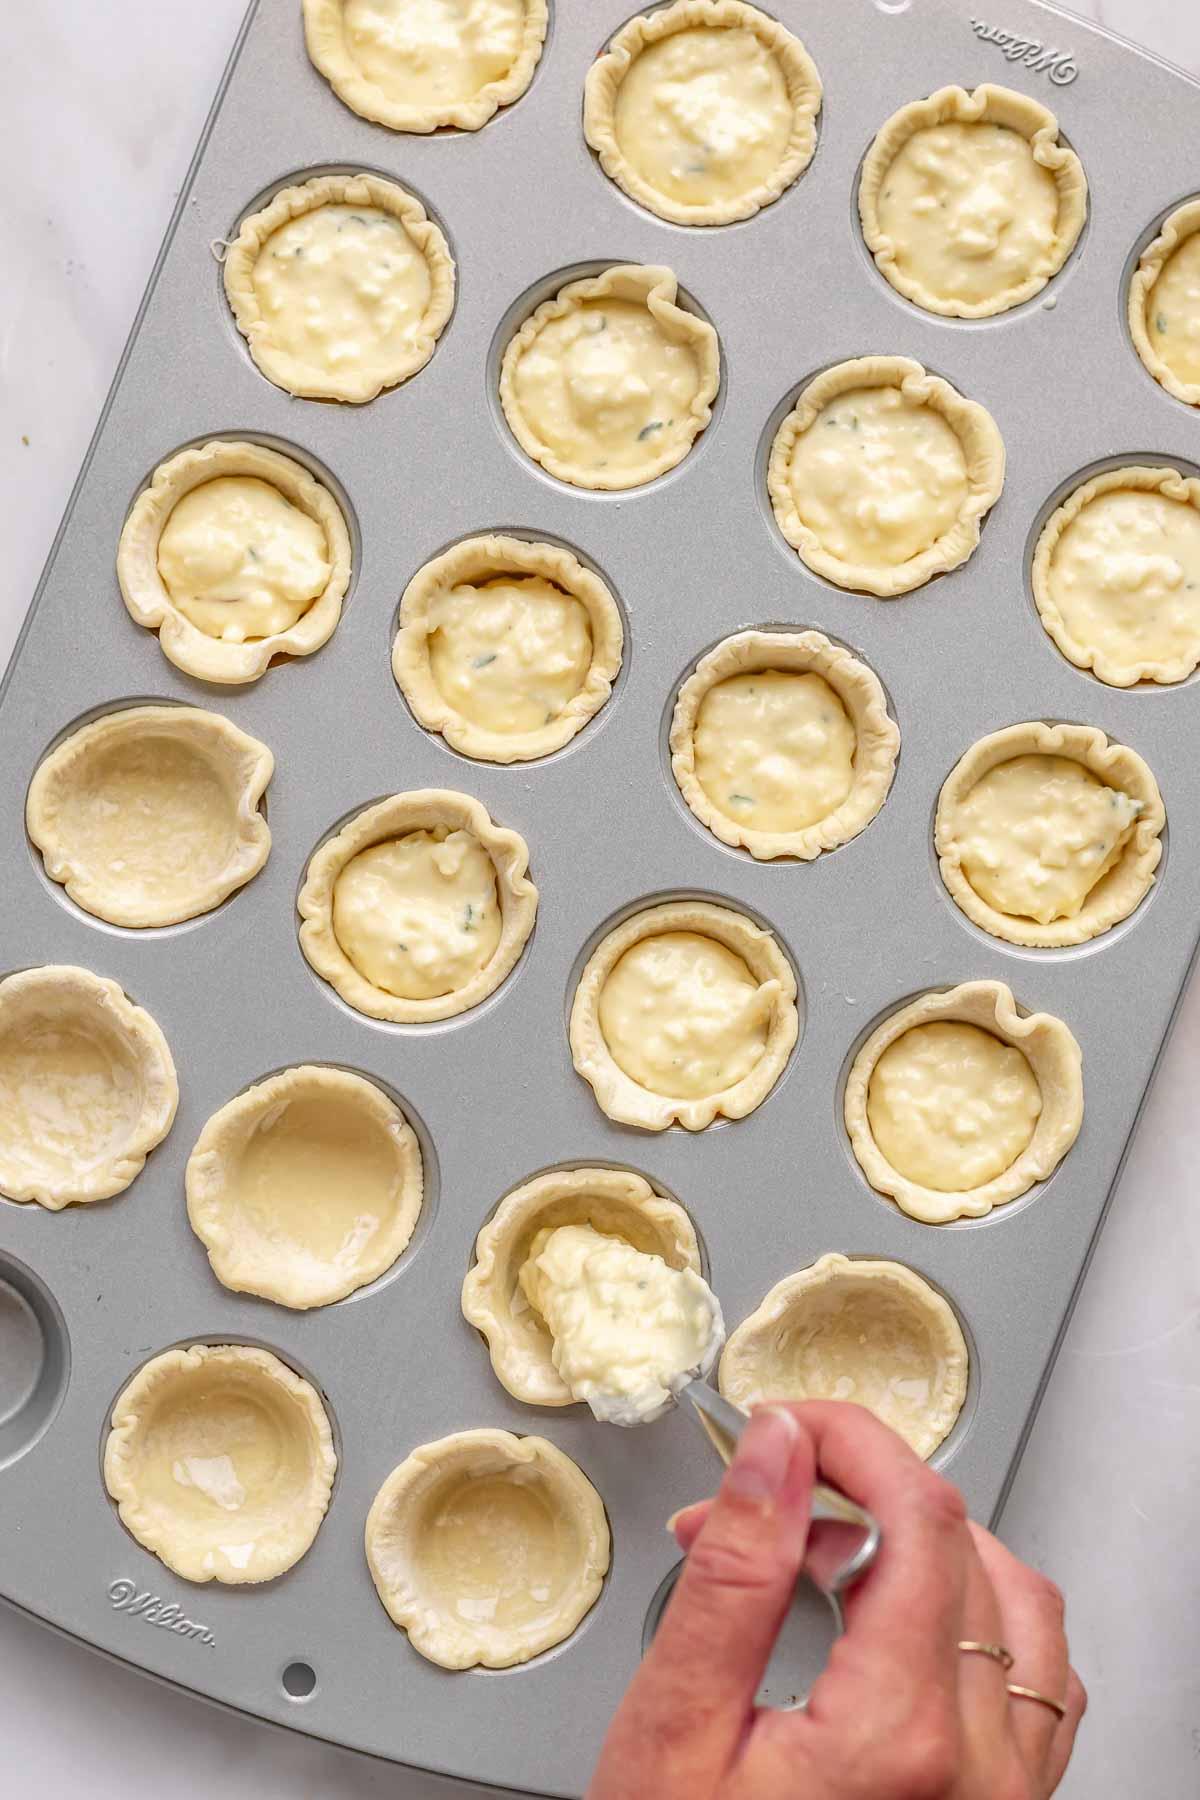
left=2, top=3, right=1198, bottom=1795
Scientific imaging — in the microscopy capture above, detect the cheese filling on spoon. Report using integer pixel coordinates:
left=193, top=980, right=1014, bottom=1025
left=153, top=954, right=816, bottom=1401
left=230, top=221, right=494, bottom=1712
left=519, top=1223, right=723, bottom=1424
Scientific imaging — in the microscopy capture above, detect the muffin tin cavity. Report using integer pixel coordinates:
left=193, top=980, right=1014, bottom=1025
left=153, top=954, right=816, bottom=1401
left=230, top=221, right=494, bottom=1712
left=0, top=1253, right=70, bottom=1470
left=1127, top=196, right=1200, bottom=406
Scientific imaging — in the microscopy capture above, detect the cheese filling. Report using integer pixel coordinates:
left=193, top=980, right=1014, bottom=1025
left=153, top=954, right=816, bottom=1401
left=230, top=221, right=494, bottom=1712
left=597, top=930, right=773, bottom=1099
left=331, top=827, right=501, bottom=999
left=784, top=385, right=968, bottom=570
left=1045, top=487, right=1200, bottom=671
left=250, top=204, right=433, bottom=386
left=693, top=669, right=855, bottom=832
left=1144, top=232, right=1200, bottom=390
left=156, top=477, right=330, bottom=643
left=954, top=754, right=1143, bottom=925
left=519, top=1223, right=721, bottom=1423
left=339, top=0, right=527, bottom=107
left=508, top=296, right=706, bottom=481
left=611, top=25, right=793, bottom=211
left=427, top=576, right=593, bottom=735
left=875, top=121, right=1060, bottom=310
left=867, top=1021, right=1041, bottom=1193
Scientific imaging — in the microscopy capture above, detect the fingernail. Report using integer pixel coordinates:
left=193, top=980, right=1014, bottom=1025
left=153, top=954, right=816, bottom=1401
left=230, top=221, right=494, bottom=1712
left=665, top=1508, right=686, bottom=1535
left=726, top=1406, right=799, bottom=1502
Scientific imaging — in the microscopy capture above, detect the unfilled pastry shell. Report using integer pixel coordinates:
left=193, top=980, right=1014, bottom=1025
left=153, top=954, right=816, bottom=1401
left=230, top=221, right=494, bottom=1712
left=186, top=1065, right=423, bottom=1309
left=935, top=722, right=1165, bottom=948
left=844, top=979, right=1083, bottom=1224
left=462, top=1166, right=702, bottom=1405
left=117, top=439, right=352, bottom=684
left=720, top=1252, right=968, bottom=1459
left=670, top=628, right=898, bottom=859
left=393, top=534, right=623, bottom=763
left=365, top=1429, right=609, bottom=1669
left=103, top=1343, right=336, bottom=1585
left=27, top=705, right=273, bottom=928
left=0, top=965, right=177, bottom=1209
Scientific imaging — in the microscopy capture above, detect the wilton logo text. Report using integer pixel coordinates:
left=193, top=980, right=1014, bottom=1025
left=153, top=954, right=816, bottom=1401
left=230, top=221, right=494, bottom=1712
left=108, top=1577, right=215, bottom=1646
left=970, top=19, right=1078, bottom=84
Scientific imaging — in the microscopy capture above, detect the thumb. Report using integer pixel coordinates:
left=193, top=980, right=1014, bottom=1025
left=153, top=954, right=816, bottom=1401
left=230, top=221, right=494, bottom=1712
left=600, top=1411, right=816, bottom=1792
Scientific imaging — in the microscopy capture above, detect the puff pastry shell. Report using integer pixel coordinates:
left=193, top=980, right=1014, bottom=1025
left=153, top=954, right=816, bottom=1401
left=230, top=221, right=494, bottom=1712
left=670, top=629, right=898, bottom=858
left=845, top=980, right=1083, bottom=1224
left=584, top=0, right=821, bottom=227
left=27, top=705, right=272, bottom=928
left=104, top=1344, right=336, bottom=1585
left=936, top=722, right=1164, bottom=948
left=393, top=534, right=623, bottom=762
left=365, top=1429, right=609, bottom=1669
left=0, top=966, right=177, bottom=1209
left=117, top=439, right=352, bottom=684
left=298, top=789, right=537, bottom=1022
left=767, top=356, right=1004, bottom=596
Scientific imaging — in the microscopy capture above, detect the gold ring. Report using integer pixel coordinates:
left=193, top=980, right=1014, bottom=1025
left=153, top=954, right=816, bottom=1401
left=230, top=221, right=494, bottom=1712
left=957, top=1640, right=1014, bottom=1671
left=1007, top=1682, right=1067, bottom=1721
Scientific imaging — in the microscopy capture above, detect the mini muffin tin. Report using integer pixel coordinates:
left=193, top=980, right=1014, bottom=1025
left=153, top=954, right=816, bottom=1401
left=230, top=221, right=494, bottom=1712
left=2, top=1, right=1199, bottom=1792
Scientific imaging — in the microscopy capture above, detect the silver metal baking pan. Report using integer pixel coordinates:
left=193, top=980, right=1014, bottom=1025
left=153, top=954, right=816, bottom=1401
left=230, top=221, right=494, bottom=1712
left=2, top=0, right=1199, bottom=1791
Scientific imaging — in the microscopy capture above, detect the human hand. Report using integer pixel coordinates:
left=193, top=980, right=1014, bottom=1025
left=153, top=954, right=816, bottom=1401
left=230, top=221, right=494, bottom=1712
left=588, top=1402, right=1084, bottom=1799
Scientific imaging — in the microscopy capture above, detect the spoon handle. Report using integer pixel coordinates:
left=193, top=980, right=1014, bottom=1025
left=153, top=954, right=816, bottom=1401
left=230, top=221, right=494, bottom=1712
left=681, top=1379, right=881, bottom=1593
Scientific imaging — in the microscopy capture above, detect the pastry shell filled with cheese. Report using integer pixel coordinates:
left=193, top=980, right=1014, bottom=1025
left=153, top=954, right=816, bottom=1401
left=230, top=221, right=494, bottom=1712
left=669, top=628, right=898, bottom=859
left=584, top=0, right=822, bottom=227
left=858, top=83, right=1086, bottom=319
left=117, top=439, right=352, bottom=684
left=767, top=356, right=1005, bottom=596
left=569, top=898, right=798, bottom=1131
left=104, top=1343, right=336, bottom=1585
left=844, top=980, right=1083, bottom=1225
left=303, top=0, right=548, bottom=134
left=936, top=722, right=1165, bottom=949
left=186, top=1065, right=424, bottom=1309
left=298, top=789, right=537, bottom=1022
left=462, top=1165, right=703, bottom=1405
left=1032, top=465, right=1200, bottom=688
left=0, top=965, right=178, bottom=1209
left=499, top=263, right=720, bottom=491
left=223, top=173, right=455, bottom=403
left=27, top=705, right=273, bottom=928
left=393, top=534, right=623, bottom=762
left=720, top=1253, right=969, bottom=1458
left=1128, top=198, right=1200, bottom=406
left=365, top=1429, right=609, bottom=1670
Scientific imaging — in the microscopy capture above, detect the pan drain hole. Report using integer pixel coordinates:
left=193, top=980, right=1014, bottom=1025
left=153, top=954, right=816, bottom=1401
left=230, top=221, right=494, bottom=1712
left=281, top=1660, right=317, bottom=1701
